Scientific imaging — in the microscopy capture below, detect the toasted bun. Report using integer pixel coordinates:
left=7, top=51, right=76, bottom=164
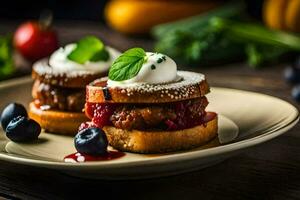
left=32, top=59, right=107, bottom=89
left=28, top=102, right=87, bottom=135
left=87, top=71, right=209, bottom=103
left=103, top=116, right=218, bottom=153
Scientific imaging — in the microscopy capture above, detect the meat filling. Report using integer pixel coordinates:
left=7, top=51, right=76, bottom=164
left=32, top=80, right=85, bottom=112
left=110, top=98, right=208, bottom=130
left=111, top=106, right=177, bottom=130
left=85, top=97, right=209, bottom=131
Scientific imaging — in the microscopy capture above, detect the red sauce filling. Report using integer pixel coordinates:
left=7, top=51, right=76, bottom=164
left=82, top=99, right=216, bottom=131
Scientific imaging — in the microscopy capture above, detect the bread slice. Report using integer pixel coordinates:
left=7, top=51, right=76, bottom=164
left=32, top=59, right=107, bottom=89
left=103, top=116, right=217, bottom=153
left=28, top=102, right=87, bottom=135
left=87, top=71, right=209, bottom=103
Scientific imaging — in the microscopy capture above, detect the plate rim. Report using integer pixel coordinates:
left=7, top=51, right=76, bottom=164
left=0, top=76, right=298, bottom=169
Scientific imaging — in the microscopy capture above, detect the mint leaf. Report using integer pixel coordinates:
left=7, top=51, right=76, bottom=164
left=108, top=48, right=147, bottom=81
left=90, top=49, right=110, bottom=62
left=67, top=36, right=110, bottom=64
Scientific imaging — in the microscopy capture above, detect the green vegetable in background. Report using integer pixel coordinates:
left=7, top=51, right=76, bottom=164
left=245, top=44, right=289, bottom=67
left=67, top=36, right=110, bottom=64
left=153, top=1, right=246, bottom=67
left=153, top=1, right=300, bottom=68
left=108, top=48, right=147, bottom=81
left=154, top=27, right=244, bottom=66
left=152, top=1, right=245, bottom=39
left=0, top=35, right=15, bottom=80
left=211, top=18, right=300, bottom=51
left=210, top=17, right=300, bottom=67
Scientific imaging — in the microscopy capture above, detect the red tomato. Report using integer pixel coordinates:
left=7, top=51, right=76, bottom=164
left=13, top=22, right=59, bottom=61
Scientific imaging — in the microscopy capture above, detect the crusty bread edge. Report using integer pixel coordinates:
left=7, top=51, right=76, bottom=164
left=28, top=102, right=87, bottom=135
left=87, top=79, right=210, bottom=103
left=32, top=59, right=107, bottom=89
left=103, top=116, right=218, bottom=153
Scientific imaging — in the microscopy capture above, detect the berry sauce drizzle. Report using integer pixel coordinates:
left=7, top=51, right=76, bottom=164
left=202, top=112, right=217, bottom=125
left=64, top=151, right=125, bottom=163
left=85, top=98, right=215, bottom=131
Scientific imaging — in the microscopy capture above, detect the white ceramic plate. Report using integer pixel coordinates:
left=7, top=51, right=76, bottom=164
left=0, top=77, right=298, bottom=180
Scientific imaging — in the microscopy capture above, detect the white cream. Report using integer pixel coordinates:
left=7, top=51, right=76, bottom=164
left=49, top=43, right=121, bottom=73
left=107, top=52, right=179, bottom=87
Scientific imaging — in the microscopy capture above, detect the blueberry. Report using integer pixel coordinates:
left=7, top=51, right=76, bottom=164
left=6, top=116, right=41, bottom=142
left=284, top=65, right=300, bottom=84
left=74, top=128, right=108, bottom=156
left=1, top=103, right=27, bottom=130
left=292, top=85, right=300, bottom=102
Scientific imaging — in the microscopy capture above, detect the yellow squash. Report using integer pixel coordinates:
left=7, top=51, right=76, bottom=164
left=263, top=0, right=300, bottom=33
left=105, top=0, right=220, bottom=34
left=285, top=0, right=300, bottom=32
left=263, top=0, right=290, bottom=30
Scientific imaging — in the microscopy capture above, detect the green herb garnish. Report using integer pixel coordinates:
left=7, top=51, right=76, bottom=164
left=157, top=58, right=163, bottom=63
left=90, top=50, right=110, bottom=62
left=108, top=48, right=147, bottom=81
left=0, top=35, right=14, bottom=80
left=67, top=36, right=110, bottom=64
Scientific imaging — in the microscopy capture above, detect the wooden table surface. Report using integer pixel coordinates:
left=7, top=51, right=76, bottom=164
left=0, top=21, right=299, bottom=200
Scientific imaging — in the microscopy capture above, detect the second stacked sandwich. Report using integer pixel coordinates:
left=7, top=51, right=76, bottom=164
left=29, top=36, right=120, bottom=135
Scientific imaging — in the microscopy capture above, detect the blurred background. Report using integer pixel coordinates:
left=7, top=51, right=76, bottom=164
left=0, top=0, right=261, bottom=21
left=0, top=0, right=108, bottom=21
left=1, top=0, right=300, bottom=100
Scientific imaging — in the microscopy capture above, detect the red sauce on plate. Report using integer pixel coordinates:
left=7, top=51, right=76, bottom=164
left=64, top=151, right=125, bottom=163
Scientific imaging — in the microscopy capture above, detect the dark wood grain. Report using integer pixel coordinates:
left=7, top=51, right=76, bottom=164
left=0, top=21, right=299, bottom=200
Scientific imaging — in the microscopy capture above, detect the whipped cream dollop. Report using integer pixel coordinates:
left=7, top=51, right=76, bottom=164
left=107, top=52, right=179, bottom=87
left=49, top=44, right=121, bottom=73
